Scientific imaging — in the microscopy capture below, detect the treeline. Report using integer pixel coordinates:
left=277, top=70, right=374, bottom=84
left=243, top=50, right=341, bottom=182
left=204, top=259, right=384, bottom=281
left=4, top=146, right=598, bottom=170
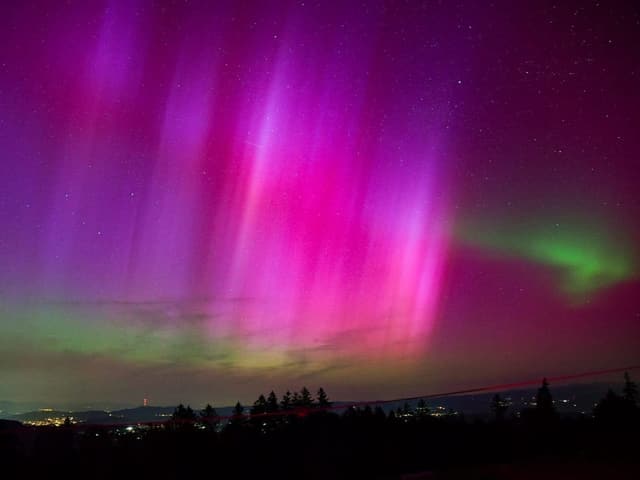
left=2, top=375, right=639, bottom=479
left=170, top=386, right=331, bottom=430
left=168, top=373, right=639, bottom=429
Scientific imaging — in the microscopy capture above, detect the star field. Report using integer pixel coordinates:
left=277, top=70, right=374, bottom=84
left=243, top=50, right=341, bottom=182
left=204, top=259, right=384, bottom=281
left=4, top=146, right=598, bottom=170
left=0, top=0, right=638, bottom=407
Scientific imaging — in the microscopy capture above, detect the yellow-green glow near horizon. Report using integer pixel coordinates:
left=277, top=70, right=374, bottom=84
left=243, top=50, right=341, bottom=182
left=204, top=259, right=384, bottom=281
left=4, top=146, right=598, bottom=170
left=0, top=306, right=320, bottom=372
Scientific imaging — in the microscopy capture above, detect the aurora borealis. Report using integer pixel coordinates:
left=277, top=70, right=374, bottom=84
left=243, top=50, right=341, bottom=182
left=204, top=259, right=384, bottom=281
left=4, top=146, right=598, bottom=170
left=457, top=213, right=634, bottom=301
left=1, top=1, right=639, bottom=409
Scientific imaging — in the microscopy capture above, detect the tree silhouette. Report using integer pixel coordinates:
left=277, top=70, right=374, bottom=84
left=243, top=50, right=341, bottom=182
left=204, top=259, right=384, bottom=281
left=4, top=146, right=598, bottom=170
left=201, top=403, right=217, bottom=419
left=63, top=416, right=72, bottom=427
left=292, top=391, right=302, bottom=407
left=374, top=406, right=387, bottom=422
left=623, top=372, right=638, bottom=406
left=251, top=394, right=267, bottom=416
left=490, top=394, right=508, bottom=422
left=227, top=401, right=246, bottom=429
left=594, top=389, right=630, bottom=424
left=267, top=391, right=279, bottom=413
left=317, top=387, right=330, bottom=408
left=280, top=390, right=292, bottom=411
left=170, top=403, right=196, bottom=430
left=343, top=405, right=359, bottom=421
left=200, top=404, right=219, bottom=430
left=250, top=394, right=269, bottom=430
left=172, top=404, right=196, bottom=422
left=535, top=378, right=555, bottom=419
left=416, top=399, right=430, bottom=417
left=300, top=387, right=314, bottom=407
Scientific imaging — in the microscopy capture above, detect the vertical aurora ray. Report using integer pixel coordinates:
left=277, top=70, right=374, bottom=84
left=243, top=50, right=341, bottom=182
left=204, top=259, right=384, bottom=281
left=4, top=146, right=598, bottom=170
left=0, top=1, right=453, bottom=371
left=2, top=1, right=639, bottom=406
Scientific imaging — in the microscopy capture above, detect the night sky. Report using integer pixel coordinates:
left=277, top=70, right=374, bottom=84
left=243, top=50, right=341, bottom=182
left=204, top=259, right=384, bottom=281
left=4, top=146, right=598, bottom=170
left=1, top=1, right=638, bottom=409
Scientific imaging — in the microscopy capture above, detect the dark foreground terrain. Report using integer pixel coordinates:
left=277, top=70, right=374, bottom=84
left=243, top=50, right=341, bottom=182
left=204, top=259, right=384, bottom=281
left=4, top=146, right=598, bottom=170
left=2, top=378, right=639, bottom=479
left=2, top=408, right=638, bottom=479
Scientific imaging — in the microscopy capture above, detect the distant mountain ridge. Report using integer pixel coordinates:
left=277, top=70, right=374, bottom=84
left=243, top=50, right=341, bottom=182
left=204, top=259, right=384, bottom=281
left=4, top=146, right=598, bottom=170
left=0, top=381, right=619, bottom=424
left=1, top=405, right=237, bottom=425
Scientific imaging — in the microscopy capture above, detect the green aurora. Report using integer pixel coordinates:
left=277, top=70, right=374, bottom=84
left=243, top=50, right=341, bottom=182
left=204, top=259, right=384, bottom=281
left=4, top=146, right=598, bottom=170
left=456, top=216, right=635, bottom=301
